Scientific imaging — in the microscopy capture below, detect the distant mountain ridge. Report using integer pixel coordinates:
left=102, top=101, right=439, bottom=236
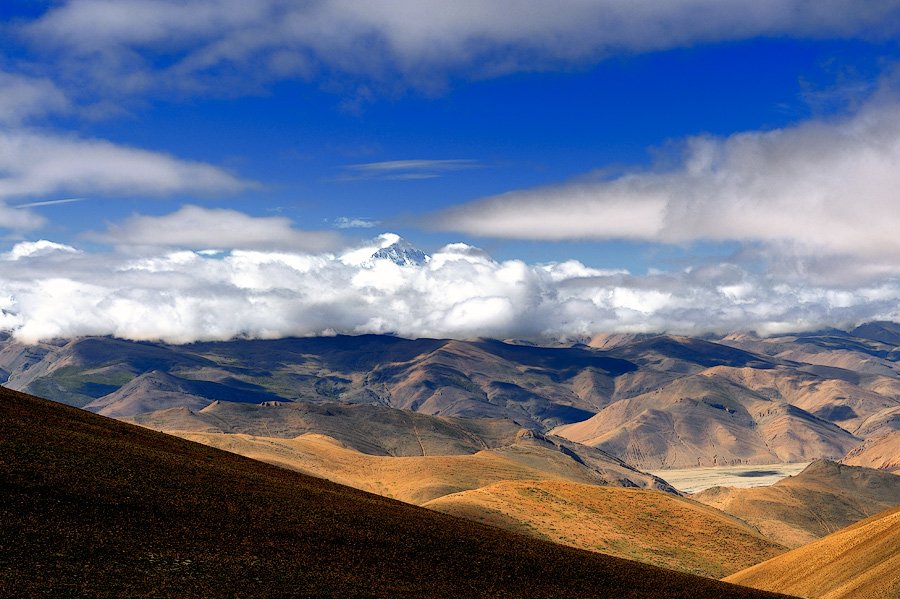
left=1, top=322, right=898, bottom=471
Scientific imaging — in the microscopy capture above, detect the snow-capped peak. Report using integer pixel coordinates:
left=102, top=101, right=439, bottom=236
left=339, top=233, right=430, bottom=267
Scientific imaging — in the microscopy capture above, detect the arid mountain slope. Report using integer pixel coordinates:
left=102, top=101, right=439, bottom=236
left=703, top=365, right=900, bottom=436
left=127, top=399, right=525, bottom=457
left=425, top=480, right=786, bottom=579
left=693, top=460, right=900, bottom=547
left=0, top=386, right=788, bottom=598
left=725, top=506, right=900, bottom=599
left=553, top=373, right=860, bottom=469
left=2, top=334, right=638, bottom=428
left=720, top=324, right=900, bottom=378
left=2, top=325, right=897, bottom=470
left=841, top=430, right=900, bottom=473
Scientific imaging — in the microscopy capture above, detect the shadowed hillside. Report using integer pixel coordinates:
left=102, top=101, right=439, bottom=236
left=0, top=386, right=789, bottom=598
left=726, top=506, right=900, bottom=599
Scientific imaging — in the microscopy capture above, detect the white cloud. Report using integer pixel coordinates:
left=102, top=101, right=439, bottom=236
left=0, top=202, right=45, bottom=231
left=88, top=205, right=342, bottom=252
left=0, top=229, right=897, bottom=344
left=435, top=96, right=900, bottom=283
left=21, top=1, right=900, bottom=97
left=2, top=240, right=80, bottom=261
left=0, top=72, right=70, bottom=124
left=0, top=130, right=250, bottom=203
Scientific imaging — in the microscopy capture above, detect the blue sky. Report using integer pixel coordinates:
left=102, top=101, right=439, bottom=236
left=1, top=1, right=899, bottom=341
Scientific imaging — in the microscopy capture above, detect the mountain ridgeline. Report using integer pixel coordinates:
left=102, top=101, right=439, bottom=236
left=1, top=322, right=898, bottom=471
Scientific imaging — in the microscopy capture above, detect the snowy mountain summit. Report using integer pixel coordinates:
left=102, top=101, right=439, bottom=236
left=339, top=233, right=430, bottom=267
left=371, top=237, right=429, bottom=266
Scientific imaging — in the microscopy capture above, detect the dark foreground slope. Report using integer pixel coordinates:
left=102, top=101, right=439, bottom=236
left=0, top=387, right=788, bottom=598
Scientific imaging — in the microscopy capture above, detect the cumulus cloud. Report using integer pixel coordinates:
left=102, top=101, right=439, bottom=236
left=2, top=240, right=80, bottom=261
left=0, top=230, right=896, bottom=344
left=0, top=130, right=250, bottom=203
left=20, top=0, right=900, bottom=97
left=87, top=205, right=342, bottom=252
left=434, top=96, right=900, bottom=283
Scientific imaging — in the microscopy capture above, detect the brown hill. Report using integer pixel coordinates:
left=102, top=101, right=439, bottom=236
left=553, top=373, right=859, bottom=469
left=168, top=428, right=671, bottom=505
left=0, top=386, right=789, bottom=598
left=841, top=431, right=900, bottom=473
left=424, top=480, right=787, bottom=579
left=725, top=506, right=900, bottom=599
left=128, top=399, right=525, bottom=456
left=693, top=460, right=900, bottom=547
left=702, top=365, right=900, bottom=437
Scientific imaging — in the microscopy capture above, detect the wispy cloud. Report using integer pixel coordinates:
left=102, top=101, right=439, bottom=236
left=0, top=130, right=252, bottom=207
left=332, top=217, right=380, bottom=229
left=87, top=205, right=342, bottom=253
left=15, top=198, right=87, bottom=209
left=0, top=71, right=70, bottom=125
left=338, top=159, right=480, bottom=181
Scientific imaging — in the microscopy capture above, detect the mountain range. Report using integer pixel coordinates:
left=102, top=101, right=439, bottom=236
left=2, top=323, right=898, bottom=474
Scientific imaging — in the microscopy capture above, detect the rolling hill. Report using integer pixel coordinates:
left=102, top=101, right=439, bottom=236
left=0, top=386, right=790, bottom=598
left=725, top=506, right=900, bottom=599
left=692, top=460, right=900, bottom=547
left=165, top=428, right=673, bottom=504
left=424, top=480, right=787, bottom=579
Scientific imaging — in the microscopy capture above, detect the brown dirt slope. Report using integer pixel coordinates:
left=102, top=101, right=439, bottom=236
left=725, top=506, right=900, bottom=599
left=170, top=429, right=658, bottom=505
left=425, top=480, right=786, bottom=578
left=0, top=386, right=789, bottom=598
left=424, top=480, right=787, bottom=579
left=841, top=430, right=900, bottom=473
left=693, top=459, right=900, bottom=547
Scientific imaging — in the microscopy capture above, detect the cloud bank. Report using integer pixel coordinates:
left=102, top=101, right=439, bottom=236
left=1, top=228, right=896, bottom=344
left=20, top=0, right=900, bottom=97
left=0, top=130, right=252, bottom=231
left=435, top=95, right=900, bottom=283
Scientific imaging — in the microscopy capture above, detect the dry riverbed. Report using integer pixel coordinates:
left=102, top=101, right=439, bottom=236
left=648, top=462, right=811, bottom=494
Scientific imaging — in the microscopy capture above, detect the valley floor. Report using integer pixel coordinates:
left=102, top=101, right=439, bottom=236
left=647, top=462, right=811, bottom=494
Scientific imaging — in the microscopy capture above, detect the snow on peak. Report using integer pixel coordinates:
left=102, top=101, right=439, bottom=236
left=340, top=233, right=429, bottom=267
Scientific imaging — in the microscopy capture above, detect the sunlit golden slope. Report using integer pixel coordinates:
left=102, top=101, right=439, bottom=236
left=172, top=430, right=663, bottom=504
left=725, top=506, right=900, bottom=599
left=423, top=479, right=786, bottom=579
left=693, top=460, right=900, bottom=548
